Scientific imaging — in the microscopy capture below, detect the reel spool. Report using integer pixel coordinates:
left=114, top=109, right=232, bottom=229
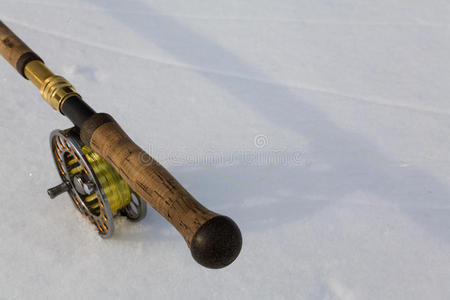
left=47, top=128, right=147, bottom=237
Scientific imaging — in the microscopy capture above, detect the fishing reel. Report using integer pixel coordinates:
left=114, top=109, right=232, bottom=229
left=47, top=127, right=147, bottom=237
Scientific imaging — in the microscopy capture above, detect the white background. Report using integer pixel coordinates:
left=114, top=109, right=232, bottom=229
left=0, top=1, right=449, bottom=299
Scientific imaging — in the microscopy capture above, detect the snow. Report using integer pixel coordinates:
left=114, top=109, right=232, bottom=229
left=0, top=0, right=449, bottom=299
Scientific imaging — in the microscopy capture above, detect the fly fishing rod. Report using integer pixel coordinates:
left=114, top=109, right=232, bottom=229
left=0, top=21, right=242, bottom=269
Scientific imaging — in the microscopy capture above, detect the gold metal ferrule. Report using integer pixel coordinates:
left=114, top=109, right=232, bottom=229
left=24, top=60, right=80, bottom=113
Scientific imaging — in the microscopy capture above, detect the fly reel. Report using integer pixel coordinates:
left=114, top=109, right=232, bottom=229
left=47, top=128, right=147, bottom=237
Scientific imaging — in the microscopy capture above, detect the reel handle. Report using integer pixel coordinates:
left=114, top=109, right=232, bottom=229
left=80, top=114, right=242, bottom=269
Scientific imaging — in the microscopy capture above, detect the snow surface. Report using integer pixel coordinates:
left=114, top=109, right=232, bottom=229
left=0, top=0, right=449, bottom=299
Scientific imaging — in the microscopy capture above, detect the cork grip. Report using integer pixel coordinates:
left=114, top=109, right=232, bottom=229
left=0, top=21, right=42, bottom=77
left=81, top=114, right=242, bottom=268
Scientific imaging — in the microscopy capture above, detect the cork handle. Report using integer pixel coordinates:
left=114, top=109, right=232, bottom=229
left=0, top=20, right=43, bottom=77
left=81, top=114, right=242, bottom=268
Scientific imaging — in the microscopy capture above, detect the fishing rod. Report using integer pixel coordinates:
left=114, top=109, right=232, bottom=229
left=0, top=21, right=242, bottom=269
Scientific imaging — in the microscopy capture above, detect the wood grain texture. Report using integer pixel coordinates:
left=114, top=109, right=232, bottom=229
left=0, top=21, right=35, bottom=73
left=87, top=120, right=219, bottom=245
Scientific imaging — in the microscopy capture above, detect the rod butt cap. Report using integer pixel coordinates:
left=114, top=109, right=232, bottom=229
left=190, top=216, right=242, bottom=269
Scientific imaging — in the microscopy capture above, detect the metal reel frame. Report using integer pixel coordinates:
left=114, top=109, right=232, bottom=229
left=49, top=128, right=147, bottom=237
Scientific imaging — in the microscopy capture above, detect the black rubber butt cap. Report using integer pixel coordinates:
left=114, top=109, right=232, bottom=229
left=190, top=216, right=242, bottom=269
